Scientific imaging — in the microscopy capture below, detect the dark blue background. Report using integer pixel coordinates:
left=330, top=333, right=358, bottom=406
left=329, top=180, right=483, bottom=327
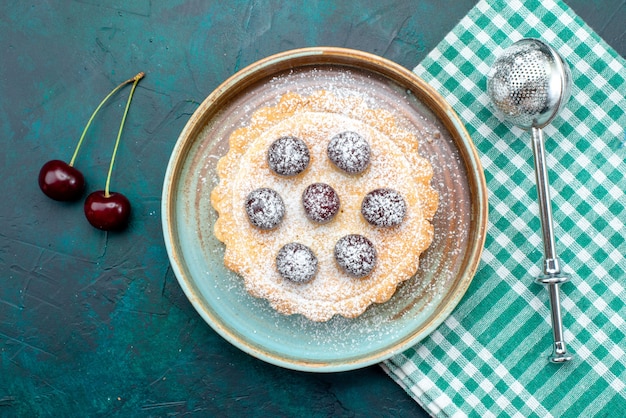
left=2, top=1, right=624, bottom=416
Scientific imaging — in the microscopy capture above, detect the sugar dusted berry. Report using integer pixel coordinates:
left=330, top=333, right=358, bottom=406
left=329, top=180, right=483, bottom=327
left=361, top=188, right=406, bottom=227
left=302, top=183, right=340, bottom=224
left=327, top=131, right=370, bottom=174
left=268, top=136, right=310, bottom=176
left=276, top=242, right=318, bottom=283
left=334, top=234, right=377, bottom=278
left=245, top=188, right=285, bottom=230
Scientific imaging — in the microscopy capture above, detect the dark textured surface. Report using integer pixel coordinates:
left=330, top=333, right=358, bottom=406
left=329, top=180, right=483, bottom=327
left=1, top=1, right=624, bottom=416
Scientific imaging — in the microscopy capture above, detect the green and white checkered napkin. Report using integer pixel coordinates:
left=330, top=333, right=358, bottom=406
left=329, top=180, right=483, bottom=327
left=382, top=0, right=626, bottom=416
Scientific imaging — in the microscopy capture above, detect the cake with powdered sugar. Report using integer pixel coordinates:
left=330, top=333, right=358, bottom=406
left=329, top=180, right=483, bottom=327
left=211, top=90, right=438, bottom=321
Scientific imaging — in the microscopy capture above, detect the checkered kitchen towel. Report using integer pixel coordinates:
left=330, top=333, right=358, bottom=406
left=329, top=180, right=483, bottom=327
left=383, top=0, right=626, bottom=416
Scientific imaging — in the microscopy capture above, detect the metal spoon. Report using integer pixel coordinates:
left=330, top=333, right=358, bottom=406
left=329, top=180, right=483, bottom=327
left=487, top=38, right=573, bottom=363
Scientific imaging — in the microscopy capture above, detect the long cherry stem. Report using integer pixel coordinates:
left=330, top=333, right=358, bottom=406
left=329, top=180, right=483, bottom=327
left=69, top=74, right=142, bottom=167
left=104, top=72, right=144, bottom=197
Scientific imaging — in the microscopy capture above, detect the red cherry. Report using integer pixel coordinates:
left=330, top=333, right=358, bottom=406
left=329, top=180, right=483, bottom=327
left=83, top=73, right=143, bottom=231
left=84, top=191, right=131, bottom=231
left=38, top=160, right=85, bottom=201
left=38, top=72, right=144, bottom=210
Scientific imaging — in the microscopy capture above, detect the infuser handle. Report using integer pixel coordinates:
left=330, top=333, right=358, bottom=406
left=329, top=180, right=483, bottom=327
left=531, top=127, right=573, bottom=363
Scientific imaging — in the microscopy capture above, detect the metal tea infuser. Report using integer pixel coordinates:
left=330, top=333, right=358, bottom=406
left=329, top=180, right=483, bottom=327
left=487, top=38, right=573, bottom=363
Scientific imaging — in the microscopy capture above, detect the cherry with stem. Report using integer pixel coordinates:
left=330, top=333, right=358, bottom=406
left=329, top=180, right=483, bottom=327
left=38, top=74, right=141, bottom=201
left=84, top=72, right=144, bottom=231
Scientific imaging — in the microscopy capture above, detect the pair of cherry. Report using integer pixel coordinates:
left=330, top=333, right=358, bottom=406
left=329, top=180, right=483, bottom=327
left=38, top=72, right=144, bottom=231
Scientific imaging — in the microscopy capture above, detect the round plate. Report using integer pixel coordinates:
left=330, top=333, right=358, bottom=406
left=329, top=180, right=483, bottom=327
left=162, top=47, right=487, bottom=372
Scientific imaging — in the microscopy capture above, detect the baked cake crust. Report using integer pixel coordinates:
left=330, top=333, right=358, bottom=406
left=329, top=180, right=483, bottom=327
left=211, top=91, right=438, bottom=321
